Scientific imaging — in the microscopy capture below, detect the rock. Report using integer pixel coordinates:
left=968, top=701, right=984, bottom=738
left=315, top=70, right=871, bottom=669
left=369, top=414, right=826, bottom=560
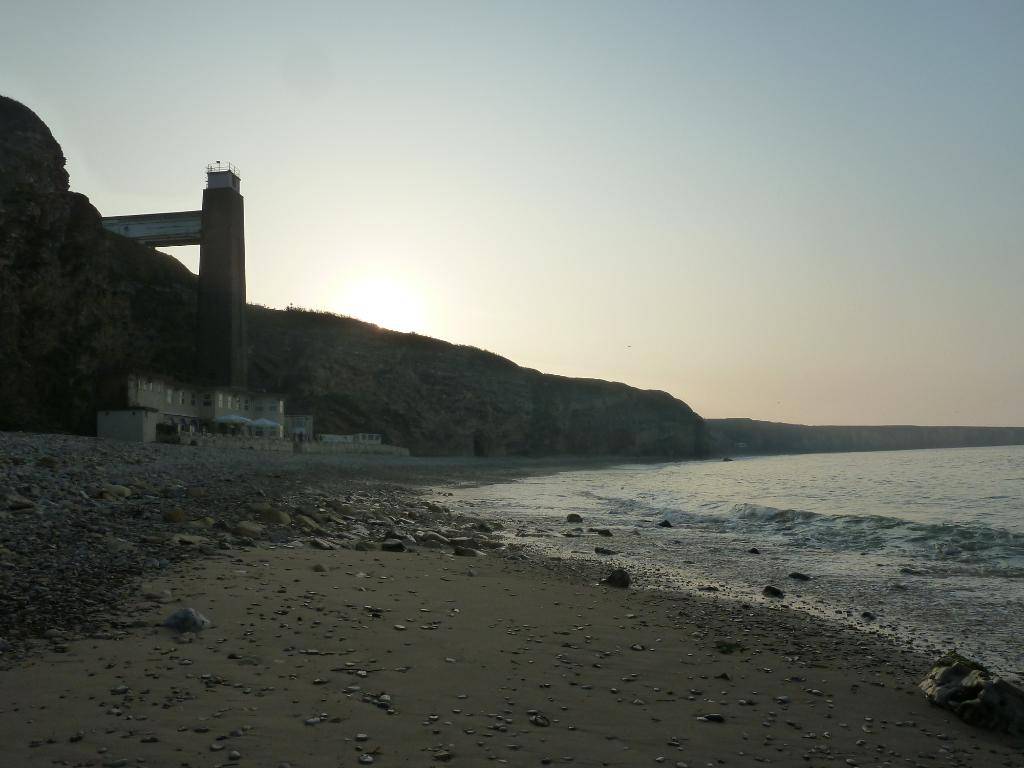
left=748, top=547, right=760, bottom=554
left=919, top=652, right=1024, bottom=735
left=162, top=607, right=211, bottom=633
left=861, top=611, right=877, bottom=621
left=381, top=539, right=407, bottom=552
left=100, top=484, right=132, bottom=499
left=698, top=713, right=725, bottom=722
left=529, top=712, right=551, bottom=727
left=416, top=531, right=450, bottom=546
left=762, top=585, right=785, bottom=598
left=258, top=507, right=292, bottom=526
left=604, top=569, right=631, bottom=588
left=140, top=585, right=173, bottom=602
left=294, top=514, right=324, bottom=533
left=788, top=571, right=811, bottom=581
left=170, top=533, right=207, bottom=546
left=163, top=508, right=188, bottom=524
left=657, top=520, right=673, bottom=528
left=594, top=546, right=616, bottom=555
left=309, top=537, right=335, bottom=550
left=231, top=520, right=264, bottom=538
left=590, top=528, right=612, bottom=537
left=6, top=494, right=35, bottom=511
left=453, top=546, right=483, bottom=557
left=313, top=563, right=328, bottom=572
left=247, top=501, right=273, bottom=515
left=566, top=513, right=583, bottom=523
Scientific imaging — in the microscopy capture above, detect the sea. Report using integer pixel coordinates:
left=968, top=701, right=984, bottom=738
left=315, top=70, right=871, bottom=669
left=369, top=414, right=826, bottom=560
left=448, top=445, right=1024, bottom=682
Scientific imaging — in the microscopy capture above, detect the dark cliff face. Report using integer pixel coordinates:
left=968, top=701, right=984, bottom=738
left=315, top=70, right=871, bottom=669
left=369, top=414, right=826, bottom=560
left=0, top=96, right=197, bottom=433
left=247, top=306, right=707, bottom=457
left=0, top=95, right=707, bottom=456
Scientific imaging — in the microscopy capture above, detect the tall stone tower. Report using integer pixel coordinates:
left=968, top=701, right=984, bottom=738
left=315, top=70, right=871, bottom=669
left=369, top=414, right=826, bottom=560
left=197, top=163, right=247, bottom=387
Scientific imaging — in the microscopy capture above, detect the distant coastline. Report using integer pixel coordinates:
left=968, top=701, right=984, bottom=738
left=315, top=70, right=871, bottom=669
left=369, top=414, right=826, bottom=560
left=709, top=418, right=1024, bottom=456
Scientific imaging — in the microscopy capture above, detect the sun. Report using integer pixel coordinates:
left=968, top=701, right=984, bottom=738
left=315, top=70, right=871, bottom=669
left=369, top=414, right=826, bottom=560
left=336, top=276, right=427, bottom=334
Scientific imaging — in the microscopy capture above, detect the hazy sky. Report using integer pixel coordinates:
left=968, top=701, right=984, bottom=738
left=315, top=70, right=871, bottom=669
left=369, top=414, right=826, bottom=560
left=3, top=1, right=1022, bottom=425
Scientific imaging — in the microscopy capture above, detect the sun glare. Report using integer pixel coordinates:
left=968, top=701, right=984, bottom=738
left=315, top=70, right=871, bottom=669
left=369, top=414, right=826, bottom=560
left=336, top=276, right=427, bottom=334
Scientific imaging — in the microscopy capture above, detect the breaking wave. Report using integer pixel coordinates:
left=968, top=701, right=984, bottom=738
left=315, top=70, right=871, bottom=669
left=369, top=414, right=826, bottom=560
left=663, top=502, right=1024, bottom=564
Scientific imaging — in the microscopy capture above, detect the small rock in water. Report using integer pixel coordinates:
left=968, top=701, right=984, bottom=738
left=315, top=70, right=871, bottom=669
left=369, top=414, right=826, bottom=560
left=861, top=611, right=877, bottom=621
left=657, top=520, right=673, bottom=528
left=698, top=713, right=725, bottom=722
left=566, top=513, right=583, bottom=523
left=788, top=572, right=811, bottom=581
left=748, top=547, right=760, bottom=554
left=594, top=546, right=616, bottom=555
left=604, top=569, right=631, bottom=588
left=762, top=585, right=785, bottom=598
left=162, top=607, right=211, bottom=633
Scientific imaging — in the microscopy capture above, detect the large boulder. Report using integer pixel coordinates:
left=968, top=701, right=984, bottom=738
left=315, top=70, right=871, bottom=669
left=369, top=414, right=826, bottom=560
left=919, top=653, right=1024, bottom=735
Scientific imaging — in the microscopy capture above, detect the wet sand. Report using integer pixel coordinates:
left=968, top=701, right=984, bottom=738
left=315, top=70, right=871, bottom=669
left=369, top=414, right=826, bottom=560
left=1, top=434, right=1022, bottom=766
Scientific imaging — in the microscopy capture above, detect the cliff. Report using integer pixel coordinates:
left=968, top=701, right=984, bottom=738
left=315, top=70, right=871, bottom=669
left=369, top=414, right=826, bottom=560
left=0, top=95, right=707, bottom=457
left=247, top=306, right=706, bottom=456
left=0, top=96, right=198, bottom=434
left=709, top=418, right=1024, bottom=456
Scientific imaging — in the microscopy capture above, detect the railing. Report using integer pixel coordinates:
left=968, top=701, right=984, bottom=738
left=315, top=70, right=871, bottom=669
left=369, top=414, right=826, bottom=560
left=206, top=161, right=240, bottom=176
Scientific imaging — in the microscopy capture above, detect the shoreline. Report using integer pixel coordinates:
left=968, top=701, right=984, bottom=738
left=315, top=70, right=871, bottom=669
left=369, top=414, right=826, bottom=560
left=1, top=432, right=1022, bottom=765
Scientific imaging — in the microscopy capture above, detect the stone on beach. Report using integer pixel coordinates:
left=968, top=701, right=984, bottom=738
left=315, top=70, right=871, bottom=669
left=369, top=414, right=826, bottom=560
left=231, top=520, right=264, bottom=538
left=162, top=607, right=211, bottom=633
left=762, top=585, right=785, bottom=598
left=919, top=652, right=1024, bottom=735
left=565, top=513, right=583, bottom=523
left=604, top=568, right=631, bottom=588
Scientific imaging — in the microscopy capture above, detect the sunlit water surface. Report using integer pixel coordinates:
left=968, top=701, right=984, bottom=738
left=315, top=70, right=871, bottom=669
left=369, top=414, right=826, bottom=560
left=448, top=445, right=1024, bottom=681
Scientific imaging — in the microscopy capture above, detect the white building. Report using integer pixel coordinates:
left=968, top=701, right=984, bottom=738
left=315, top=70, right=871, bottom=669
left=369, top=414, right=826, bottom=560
left=97, top=372, right=286, bottom=442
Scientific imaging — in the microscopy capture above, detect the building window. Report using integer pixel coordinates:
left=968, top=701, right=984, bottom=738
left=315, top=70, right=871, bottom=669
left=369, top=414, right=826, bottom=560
left=166, top=389, right=173, bottom=404
left=190, top=392, right=196, bottom=406
left=203, top=393, right=212, bottom=406
left=179, top=391, right=185, bottom=405
left=244, top=398, right=250, bottom=410
left=217, top=393, right=223, bottom=407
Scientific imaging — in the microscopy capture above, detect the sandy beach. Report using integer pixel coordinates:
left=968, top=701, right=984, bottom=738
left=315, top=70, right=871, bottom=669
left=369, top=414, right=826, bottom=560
left=1, top=433, right=1022, bottom=767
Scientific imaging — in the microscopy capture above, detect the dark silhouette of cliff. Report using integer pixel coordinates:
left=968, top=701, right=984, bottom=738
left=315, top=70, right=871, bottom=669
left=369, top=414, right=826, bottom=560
left=0, top=96, right=198, bottom=433
left=0, top=96, right=707, bottom=457
left=246, top=306, right=706, bottom=456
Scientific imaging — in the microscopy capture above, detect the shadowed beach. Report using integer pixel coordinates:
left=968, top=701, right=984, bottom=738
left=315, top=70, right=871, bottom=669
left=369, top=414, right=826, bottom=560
left=2, top=433, right=1022, bottom=766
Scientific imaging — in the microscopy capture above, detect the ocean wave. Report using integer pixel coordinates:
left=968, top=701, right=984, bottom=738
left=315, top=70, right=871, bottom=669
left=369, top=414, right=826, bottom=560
left=667, top=502, right=1024, bottom=563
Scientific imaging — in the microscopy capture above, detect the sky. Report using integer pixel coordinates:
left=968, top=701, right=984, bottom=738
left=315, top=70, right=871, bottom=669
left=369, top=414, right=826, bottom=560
left=2, top=1, right=1022, bottom=426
